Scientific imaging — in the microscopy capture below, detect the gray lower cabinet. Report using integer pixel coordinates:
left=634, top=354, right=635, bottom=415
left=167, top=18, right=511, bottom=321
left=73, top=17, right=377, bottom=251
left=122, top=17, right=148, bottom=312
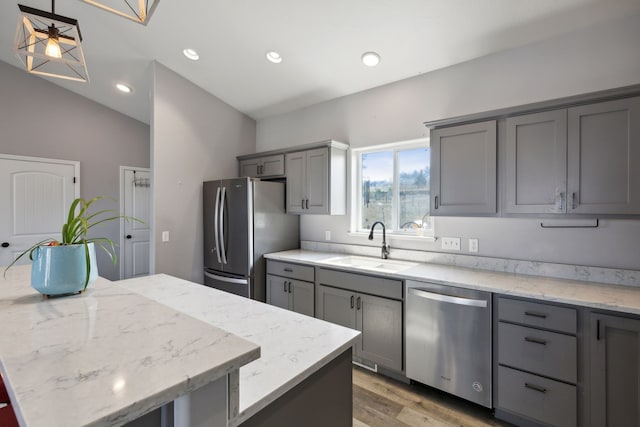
left=590, top=312, right=640, bottom=427
left=505, top=96, right=640, bottom=215
left=495, top=297, right=578, bottom=427
left=266, top=274, right=314, bottom=317
left=316, top=282, right=403, bottom=372
left=266, top=260, right=315, bottom=317
left=430, top=120, right=497, bottom=216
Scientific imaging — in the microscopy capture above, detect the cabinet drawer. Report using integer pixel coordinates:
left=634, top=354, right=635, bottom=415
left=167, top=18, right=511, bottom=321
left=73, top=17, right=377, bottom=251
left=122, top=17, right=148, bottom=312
left=498, top=322, right=577, bottom=383
left=498, top=297, right=576, bottom=334
left=267, top=261, right=314, bottom=282
left=498, top=366, right=576, bottom=427
left=318, top=268, right=402, bottom=300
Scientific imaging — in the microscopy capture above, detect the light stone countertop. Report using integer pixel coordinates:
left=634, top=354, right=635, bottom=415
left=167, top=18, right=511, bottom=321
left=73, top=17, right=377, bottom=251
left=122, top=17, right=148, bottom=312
left=265, top=249, right=640, bottom=315
left=118, top=273, right=361, bottom=426
left=0, top=266, right=260, bottom=427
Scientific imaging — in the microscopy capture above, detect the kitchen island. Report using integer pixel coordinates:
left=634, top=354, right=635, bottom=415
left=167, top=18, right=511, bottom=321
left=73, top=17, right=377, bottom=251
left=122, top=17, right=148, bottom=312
left=119, top=274, right=360, bottom=426
left=0, top=265, right=259, bottom=427
left=1, top=266, right=360, bottom=426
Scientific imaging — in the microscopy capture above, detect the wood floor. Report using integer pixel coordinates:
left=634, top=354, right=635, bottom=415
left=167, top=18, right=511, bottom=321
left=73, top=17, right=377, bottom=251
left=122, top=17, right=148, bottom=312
left=353, top=367, right=513, bottom=427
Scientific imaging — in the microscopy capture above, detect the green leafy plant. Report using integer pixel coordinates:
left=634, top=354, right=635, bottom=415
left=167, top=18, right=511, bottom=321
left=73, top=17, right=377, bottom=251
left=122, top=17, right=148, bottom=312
left=4, top=196, right=141, bottom=289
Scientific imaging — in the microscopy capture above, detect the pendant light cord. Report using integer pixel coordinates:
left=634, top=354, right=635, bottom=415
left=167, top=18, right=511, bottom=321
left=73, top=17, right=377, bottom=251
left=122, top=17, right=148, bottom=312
left=51, top=0, right=55, bottom=14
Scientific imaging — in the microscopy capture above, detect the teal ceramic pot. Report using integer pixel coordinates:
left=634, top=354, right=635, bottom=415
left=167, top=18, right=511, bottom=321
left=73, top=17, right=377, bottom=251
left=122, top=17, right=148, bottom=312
left=31, top=243, right=98, bottom=296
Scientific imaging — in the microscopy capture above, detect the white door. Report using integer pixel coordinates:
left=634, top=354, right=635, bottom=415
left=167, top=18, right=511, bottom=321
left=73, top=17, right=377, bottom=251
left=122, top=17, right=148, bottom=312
left=120, top=167, right=151, bottom=279
left=0, top=155, right=79, bottom=267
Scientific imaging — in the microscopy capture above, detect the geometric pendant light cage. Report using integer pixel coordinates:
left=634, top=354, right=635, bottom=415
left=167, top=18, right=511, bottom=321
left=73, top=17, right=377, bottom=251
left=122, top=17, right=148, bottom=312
left=14, top=3, right=89, bottom=82
left=79, top=0, right=160, bottom=25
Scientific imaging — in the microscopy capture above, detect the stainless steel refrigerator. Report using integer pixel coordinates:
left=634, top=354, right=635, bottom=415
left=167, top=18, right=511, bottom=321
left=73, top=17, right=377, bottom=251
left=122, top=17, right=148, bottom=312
left=203, top=177, right=299, bottom=301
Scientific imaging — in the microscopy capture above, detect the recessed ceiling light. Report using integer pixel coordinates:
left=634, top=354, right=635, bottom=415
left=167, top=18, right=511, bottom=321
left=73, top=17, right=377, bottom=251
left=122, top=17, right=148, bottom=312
left=266, top=51, right=283, bottom=64
left=361, top=51, right=381, bottom=67
left=183, top=48, right=199, bottom=61
left=116, top=83, right=132, bottom=93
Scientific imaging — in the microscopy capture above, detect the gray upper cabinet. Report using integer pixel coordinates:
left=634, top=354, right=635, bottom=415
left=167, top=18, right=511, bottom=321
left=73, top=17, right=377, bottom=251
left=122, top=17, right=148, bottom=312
left=286, top=143, right=347, bottom=215
left=567, top=97, right=640, bottom=214
left=505, top=110, right=568, bottom=214
left=238, top=154, right=285, bottom=178
left=590, top=312, right=640, bottom=427
left=430, top=120, right=497, bottom=216
left=505, top=96, right=640, bottom=215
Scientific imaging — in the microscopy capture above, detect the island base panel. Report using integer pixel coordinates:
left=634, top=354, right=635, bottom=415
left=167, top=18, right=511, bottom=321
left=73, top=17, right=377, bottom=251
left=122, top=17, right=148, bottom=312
left=240, top=348, right=352, bottom=427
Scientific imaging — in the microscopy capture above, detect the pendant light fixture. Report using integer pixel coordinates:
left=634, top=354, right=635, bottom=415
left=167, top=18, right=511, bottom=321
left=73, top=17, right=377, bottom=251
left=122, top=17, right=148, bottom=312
left=79, top=0, right=160, bottom=25
left=14, top=1, right=89, bottom=82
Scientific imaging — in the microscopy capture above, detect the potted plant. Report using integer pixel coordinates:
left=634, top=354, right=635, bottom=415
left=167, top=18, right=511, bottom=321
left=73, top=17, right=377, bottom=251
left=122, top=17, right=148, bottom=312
left=4, top=196, right=139, bottom=297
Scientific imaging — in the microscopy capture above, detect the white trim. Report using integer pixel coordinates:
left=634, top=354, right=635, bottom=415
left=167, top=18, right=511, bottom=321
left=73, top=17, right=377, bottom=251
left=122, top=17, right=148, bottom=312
left=119, top=166, right=150, bottom=280
left=350, top=138, right=432, bottom=236
left=0, top=153, right=80, bottom=198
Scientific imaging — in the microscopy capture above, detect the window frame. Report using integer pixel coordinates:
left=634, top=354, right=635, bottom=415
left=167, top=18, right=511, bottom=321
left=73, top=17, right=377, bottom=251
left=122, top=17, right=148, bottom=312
left=350, top=138, right=434, bottom=239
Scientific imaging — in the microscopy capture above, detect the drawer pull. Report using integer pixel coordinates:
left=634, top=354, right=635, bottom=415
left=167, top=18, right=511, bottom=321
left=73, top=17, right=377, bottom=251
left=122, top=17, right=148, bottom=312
left=524, top=337, right=547, bottom=345
left=524, top=383, right=547, bottom=394
left=283, top=268, right=293, bottom=272
left=524, top=311, right=548, bottom=319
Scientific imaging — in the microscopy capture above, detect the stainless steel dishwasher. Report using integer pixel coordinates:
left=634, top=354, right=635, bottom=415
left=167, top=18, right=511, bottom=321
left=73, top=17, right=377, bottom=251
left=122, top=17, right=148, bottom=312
left=406, top=280, right=492, bottom=408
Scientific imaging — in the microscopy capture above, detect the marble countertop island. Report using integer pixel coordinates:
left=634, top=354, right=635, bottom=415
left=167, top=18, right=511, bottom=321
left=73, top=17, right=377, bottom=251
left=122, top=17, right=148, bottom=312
left=265, top=249, right=640, bottom=315
left=0, top=266, right=260, bottom=427
left=119, top=274, right=360, bottom=426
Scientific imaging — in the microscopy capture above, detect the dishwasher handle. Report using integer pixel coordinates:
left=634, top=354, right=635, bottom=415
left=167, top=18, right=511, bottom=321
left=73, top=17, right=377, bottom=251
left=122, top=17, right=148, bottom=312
left=408, top=287, right=488, bottom=308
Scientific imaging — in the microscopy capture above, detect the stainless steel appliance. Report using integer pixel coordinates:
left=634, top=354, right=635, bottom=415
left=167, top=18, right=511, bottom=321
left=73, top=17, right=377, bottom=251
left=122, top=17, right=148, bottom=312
left=203, top=177, right=299, bottom=301
left=406, top=280, right=492, bottom=408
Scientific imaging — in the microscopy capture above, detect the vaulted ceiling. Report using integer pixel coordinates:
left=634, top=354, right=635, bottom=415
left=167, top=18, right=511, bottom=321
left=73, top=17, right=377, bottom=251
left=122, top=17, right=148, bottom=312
left=2, top=0, right=639, bottom=124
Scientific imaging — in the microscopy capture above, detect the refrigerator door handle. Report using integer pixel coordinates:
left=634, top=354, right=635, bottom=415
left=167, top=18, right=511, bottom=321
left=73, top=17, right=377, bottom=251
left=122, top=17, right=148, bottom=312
left=220, top=186, right=228, bottom=264
left=214, top=187, right=222, bottom=263
left=204, top=271, right=248, bottom=285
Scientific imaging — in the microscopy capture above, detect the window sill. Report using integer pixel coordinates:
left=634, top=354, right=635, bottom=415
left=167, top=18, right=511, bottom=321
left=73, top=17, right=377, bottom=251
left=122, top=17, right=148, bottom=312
left=348, top=231, right=436, bottom=242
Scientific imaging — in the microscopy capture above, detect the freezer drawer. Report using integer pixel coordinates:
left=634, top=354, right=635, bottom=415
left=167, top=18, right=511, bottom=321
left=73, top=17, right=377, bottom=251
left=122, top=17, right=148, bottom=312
left=204, top=270, right=250, bottom=298
left=406, top=281, right=492, bottom=408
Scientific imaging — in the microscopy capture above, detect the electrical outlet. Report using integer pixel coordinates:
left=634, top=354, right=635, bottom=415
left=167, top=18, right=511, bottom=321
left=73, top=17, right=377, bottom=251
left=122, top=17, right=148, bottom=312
left=469, top=238, right=479, bottom=253
left=441, top=237, right=461, bottom=251
left=162, top=231, right=170, bottom=242
left=325, top=230, right=331, bottom=241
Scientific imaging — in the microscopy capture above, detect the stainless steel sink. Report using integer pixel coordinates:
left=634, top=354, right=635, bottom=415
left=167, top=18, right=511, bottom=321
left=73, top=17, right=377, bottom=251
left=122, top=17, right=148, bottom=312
left=318, top=255, right=418, bottom=273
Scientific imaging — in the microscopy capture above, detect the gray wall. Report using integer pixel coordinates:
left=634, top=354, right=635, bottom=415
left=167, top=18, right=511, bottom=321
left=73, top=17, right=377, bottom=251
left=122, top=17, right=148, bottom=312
left=0, top=61, right=150, bottom=280
left=255, top=12, right=640, bottom=270
left=151, top=63, right=256, bottom=283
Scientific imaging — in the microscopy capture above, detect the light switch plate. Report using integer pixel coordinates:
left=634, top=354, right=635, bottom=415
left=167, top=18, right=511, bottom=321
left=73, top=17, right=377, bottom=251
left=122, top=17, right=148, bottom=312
left=162, top=231, right=170, bottom=242
left=469, top=238, right=479, bottom=253
left=325, top=230, right=331, bottom=241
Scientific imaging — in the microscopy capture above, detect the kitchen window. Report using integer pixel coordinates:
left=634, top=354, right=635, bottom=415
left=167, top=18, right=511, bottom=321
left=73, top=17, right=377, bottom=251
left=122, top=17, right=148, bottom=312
left=352, top=139, right=432, bottom=237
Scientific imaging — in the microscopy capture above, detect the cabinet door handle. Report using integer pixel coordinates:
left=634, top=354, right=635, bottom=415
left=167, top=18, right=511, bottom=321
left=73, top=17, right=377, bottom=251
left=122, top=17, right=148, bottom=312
left=350, top=295, right=354, bottom=309
left=570, top=192, right=577, bottom=210
left=306, top=199, right=309, bottom=210
left=524, top=311, right=547, bottom=319
left=524, top=383, right=547, bottom=394
left=288, top=281, right=292, bottom=293
left=283, top=281, right=287, bottom=293
left=356, top=296, right=361, bottom=310
left=560, top=192, right=565, bottom=211
left=597, top=319, right=601, bottom=341
left=301, top=199, right=305, bottom=209
left=434, top=195, right=439, bottom=210
left=283, top=268, right=293, bottom=272
left=525, top=337, right=547, bottom=345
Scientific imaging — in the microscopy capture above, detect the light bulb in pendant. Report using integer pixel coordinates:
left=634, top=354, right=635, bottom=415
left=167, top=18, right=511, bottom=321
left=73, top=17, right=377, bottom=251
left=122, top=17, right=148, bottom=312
left=45, top=26, right=62, bottom=59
